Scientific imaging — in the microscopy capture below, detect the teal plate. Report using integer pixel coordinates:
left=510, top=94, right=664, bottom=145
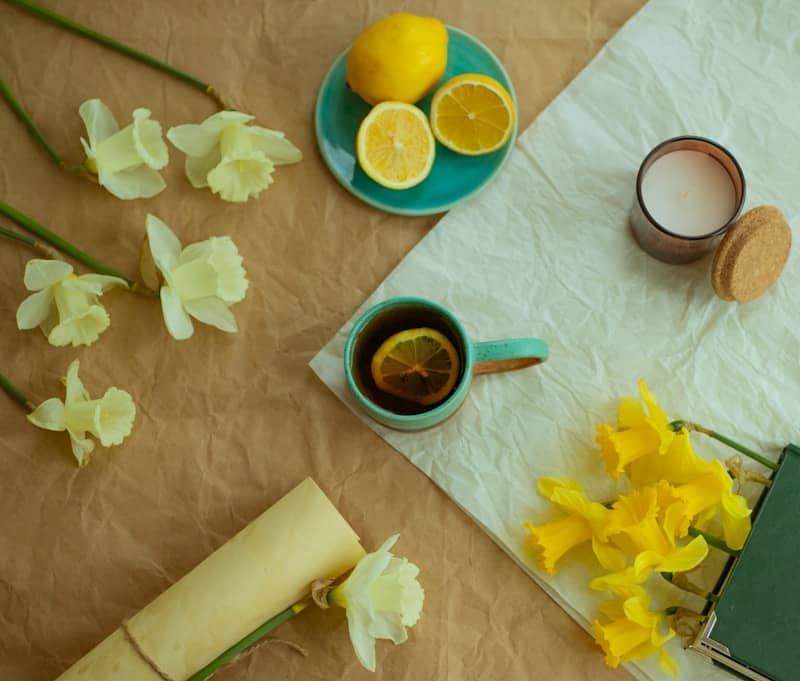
left=314, top=26, right=518, bottom=216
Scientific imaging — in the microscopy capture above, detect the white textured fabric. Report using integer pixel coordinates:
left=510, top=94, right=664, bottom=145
left=312, top=1, right=800, bottom=679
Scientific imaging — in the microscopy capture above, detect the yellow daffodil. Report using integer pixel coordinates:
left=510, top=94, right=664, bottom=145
left=608, top=484, right=708, bottom=573
left=16, top=259, right=126, bottom=347
left=592, top=589, right=679, bottom=677
left=145, top=214, right=249, bottom=340
left=328, top=534, right=424, bottom=673
left=167, top=111, right=302, bottom=202
left=596, top=380, right=675, bottom=479
left=79, top=99, right=168, bottom=199
left=673, top=460, right=752, bottom=550
left=27, top=359, right=135, bottom=467
left=627, top=428, right=712, bottom=487
left=525, top=478, right=626, bottom=574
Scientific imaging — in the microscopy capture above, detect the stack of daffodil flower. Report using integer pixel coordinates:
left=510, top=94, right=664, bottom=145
left=167, top=111, right=302, bottom=202
left=27, top=359, right=135, bottom=466
left=16, top=259, right=127, bottom=347
left=524, top=380, right=771, bottom=677
left=79, top=99, right=169, bottom=199
left=144, top=214, right=249, bottom=340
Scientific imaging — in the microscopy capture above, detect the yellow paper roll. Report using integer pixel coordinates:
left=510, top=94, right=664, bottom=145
left=55, top=478, right=366, bottom=681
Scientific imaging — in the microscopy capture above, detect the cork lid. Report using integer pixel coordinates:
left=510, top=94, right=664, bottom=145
left=711, top=206, right=792, bottom=302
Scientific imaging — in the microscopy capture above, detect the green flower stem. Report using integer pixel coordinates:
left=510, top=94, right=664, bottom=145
left=688, top=526, right=740, bottom=556
left=187, top=603, right=306, bottom=681
left=0, top=372, right=36, bottom=411
left=0, top=78, right=63, bottom=166
left=6, top=0, right=231, bottom=109
left=0, top=223, right=62, bottom=258
left=0, top=223, right=35, bottom=248
left=670, top=419, right=778, bottom=471
left=0, top=200, right=133, bottom=286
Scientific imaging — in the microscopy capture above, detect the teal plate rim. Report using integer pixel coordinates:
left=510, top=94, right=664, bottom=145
left=314, top=26, right=519, bottom=217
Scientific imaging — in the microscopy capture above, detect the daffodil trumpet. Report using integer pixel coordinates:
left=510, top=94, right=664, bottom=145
left=0, top=199, right=135, bottom=288
left=669, top=419, right=777, bottom=471
left=0, top=77, right=63, bottom=167
left=0, top=371, right=36, bottom=412
left=7, top=0, right=233, bottom=110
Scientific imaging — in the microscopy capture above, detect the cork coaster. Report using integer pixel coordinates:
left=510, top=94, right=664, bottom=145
left=711, top=206, right=792, bottom=302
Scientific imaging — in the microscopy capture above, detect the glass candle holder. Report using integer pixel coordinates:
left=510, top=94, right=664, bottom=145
left=630, top=136, right=746, bottom=264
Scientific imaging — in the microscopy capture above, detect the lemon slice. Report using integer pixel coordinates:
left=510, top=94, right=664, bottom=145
left=371, top=328, right=460, bottom=406
left=430, top=74, right=515, bottom=155
left=356, top=102, right=436, bottom=189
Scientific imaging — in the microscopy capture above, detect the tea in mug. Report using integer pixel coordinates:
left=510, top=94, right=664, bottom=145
left=350, top=302, right=466, bottom=415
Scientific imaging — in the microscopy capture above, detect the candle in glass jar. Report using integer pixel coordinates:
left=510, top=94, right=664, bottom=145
left=640, top=150, right=737, bottom=237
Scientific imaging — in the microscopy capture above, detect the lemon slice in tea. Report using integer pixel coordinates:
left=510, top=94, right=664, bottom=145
left=370, top=328, right=460, bottom=406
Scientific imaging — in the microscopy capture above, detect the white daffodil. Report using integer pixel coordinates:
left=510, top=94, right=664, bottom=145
left=329, top=534, right=424, bottom=672
left=145, top=214, right=249, bottom=340
left=27, top=359, right=136, bottom=467
left=167, top=111, right=301, bottom=202
left=16, top=259, right=127, bottom=347
left=79, top=98, right=169, bottom=199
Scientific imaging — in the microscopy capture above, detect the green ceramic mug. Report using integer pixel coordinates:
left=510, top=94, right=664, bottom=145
left=344, top=297, right=549, bottom=431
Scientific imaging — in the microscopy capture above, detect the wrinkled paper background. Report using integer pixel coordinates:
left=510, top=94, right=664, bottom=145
left=312, top=1, right=800, bottom=680
left=0, top=1, right=644, bottom=680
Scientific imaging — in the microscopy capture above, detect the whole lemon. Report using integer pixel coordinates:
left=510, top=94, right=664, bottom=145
left=346, top=13, right=448, bottom=105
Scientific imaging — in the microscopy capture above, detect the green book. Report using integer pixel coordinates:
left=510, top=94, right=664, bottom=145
left=692, top=444, right=800, bottom=681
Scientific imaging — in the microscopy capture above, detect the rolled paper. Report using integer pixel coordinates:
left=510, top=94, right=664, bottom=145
left=55, top=478, right=366, bottom=680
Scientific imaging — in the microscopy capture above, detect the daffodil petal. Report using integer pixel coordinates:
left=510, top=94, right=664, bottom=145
left=160, top=286, right=194, bottom=340
left=659, top=646, right=680, bottom=677
left=132, top=108, right=169, bottom=169
left=79, top=98, right=119, bottom=149
left=618, top=397, right=647, bottom=429
left=69, top=431, right=95, bottom=467
left=592, top=537, right=628, bottom=573
left=167, top=123, right=222, bottom=157
left=639, top=379, right=669, bottom=428
left=345, top=602, right=377, bottom=672
left=75, top=274, right=129, bottom=293
left=207, top=152, right=274, bottom=202
left=27, top=398, right=66, bottom=431
left=99, top=165, right=166, bottom=200
left=16, top=288, right=54, bottom=330
left=247, top=127, right=303, bottom=164
left=655, top=535, right=708, bottom=573
left=183, top=297, right=238, bottom=333
left=23, top=259, right=73, bottom=291
left=537, top=477, right=583, bottom=500
left=146, top=214, right=182, bottom=275
left=185, top=146, right=222, bottom=188
left=721, top=493, right=752, bottom=550
left=65, top=359, right=89, bottom=403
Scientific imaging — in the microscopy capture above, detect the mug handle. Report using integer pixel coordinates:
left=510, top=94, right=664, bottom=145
left=472, top=338, right=549, bottom=376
